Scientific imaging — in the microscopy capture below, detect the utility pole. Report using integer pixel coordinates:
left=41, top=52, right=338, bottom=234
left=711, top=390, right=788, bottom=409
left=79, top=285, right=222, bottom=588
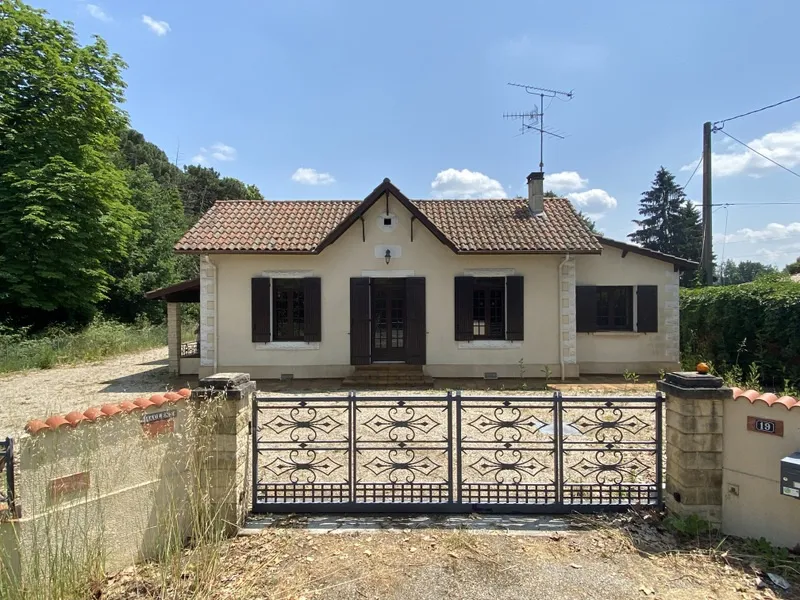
left=702, top=121, right=713, bottom=285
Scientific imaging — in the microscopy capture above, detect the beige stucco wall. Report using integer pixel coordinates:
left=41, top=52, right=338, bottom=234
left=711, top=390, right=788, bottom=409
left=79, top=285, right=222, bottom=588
left=205, top=194, right=681, bottom=379
left=722, top=399, right=800, bottom=549
left=574, top=247, right=681, bottom=374
left=0, top=401, right=197, bottom=584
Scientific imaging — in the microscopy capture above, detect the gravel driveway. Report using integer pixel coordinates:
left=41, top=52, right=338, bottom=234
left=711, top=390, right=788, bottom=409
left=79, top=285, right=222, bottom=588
left=0, top=347, right=196, bottom=438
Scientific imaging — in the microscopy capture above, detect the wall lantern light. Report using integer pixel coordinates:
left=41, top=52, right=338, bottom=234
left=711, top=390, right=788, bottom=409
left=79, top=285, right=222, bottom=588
left=384, top=249, right=392, bottom=265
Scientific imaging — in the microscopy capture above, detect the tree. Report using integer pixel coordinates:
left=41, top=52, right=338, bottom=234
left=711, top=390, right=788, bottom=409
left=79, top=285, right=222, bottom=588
left=716, top=259, right=777, bottom=285
left=181, top=165, right=263, bottom=216
left=629, top=167, right=703, bottom=285
left=0, top=0, right=136, bottom=325
left=117, top=129, right=182, bottom=187
left=102, top=167, right=187, bottom=322
left=786, top=257, right=800, bottom=276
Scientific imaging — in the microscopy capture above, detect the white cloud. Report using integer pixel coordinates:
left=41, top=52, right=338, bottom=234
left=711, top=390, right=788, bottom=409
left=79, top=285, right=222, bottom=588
left=681, top=123, right=800, bottom=177
left=86, top=4, right=111, bottom=21
left=431, top=168, right=505, bottom=199
left=734, top=242, right=800, bottom=265
left=190, top=143, right=236, bottom=165
left=209, top=143, right=236, bottom=162
left=142, top=15, right=171, bottom=36
left=291, top=168, right=336, bottom=185
left=721, top=222, right=800, bottom=243
left=546, top=171, right=589, bottom=193
left=566, top=188, right=618, bottom=211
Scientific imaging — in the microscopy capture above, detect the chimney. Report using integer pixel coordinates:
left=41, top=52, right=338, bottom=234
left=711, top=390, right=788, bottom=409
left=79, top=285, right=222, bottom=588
left=527, top=171, right=544, bottom=215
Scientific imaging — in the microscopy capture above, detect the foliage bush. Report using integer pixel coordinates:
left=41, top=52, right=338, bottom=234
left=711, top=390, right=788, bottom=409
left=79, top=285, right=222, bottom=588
left=680, top=275, right=800, bottom=389
left=0, top=317, right=195, bottom=373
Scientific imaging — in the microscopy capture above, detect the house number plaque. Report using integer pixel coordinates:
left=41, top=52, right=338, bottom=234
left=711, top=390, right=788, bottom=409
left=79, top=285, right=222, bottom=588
left=747, top=416, right=783, bottom=437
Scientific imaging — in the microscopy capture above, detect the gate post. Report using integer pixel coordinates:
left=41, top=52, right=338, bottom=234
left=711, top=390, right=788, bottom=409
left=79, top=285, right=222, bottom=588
left=657, top=371, right=731, bottom=525
left=191, top=372, right=255, bottom=535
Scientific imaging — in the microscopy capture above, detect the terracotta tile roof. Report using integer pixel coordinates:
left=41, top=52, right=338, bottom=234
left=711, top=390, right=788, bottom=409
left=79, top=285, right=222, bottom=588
left=413, top=198, right=601, bottom=253
left=25, top=389, right=192, bottom=435
left=175, top=200, right=361, bottom=253
left=732, top=386, right=798, bottom=410
left=175, top=180, right=602, bottom=254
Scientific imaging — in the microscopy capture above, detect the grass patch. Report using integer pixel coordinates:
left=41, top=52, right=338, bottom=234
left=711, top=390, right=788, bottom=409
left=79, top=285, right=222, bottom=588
left=0, top=317, right=195, bottom=374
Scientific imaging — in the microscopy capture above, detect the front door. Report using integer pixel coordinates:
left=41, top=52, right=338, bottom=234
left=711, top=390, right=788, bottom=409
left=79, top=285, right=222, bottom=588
left=371, top=278, right=406, bottom=362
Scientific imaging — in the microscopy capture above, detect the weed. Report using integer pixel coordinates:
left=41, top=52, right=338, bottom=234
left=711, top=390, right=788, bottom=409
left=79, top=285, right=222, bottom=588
left=623, top=369, right=639, bottom=385
left=664, top=513, right=714, bottom=537
left=541, top=365, right=552, bottom=389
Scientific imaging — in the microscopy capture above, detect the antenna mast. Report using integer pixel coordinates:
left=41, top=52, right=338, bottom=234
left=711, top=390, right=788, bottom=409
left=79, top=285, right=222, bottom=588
left=504, top=82, right=573, bottom=171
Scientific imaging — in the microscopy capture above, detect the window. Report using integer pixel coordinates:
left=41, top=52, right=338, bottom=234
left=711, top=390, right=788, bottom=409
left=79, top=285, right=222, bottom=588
left=577, top=284, right=658, bottom=334
left=273, top=279, right=305, bottom=341
left=455, top=275, right=524, bottom=342
left=472, top=277, right=505, bottom=339
left=596, top=286, right=633, bottom=331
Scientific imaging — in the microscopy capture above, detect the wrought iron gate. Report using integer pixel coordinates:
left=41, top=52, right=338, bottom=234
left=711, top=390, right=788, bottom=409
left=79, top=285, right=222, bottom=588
left=252, top=392, right=662, bottom=514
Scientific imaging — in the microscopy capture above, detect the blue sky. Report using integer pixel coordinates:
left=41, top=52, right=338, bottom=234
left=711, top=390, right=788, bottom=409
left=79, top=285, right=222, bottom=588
left=37, top=0, right=800, bottom=267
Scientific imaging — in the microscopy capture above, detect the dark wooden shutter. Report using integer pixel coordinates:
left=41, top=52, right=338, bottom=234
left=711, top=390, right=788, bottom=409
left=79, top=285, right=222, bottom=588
left=406, top=277, right=426, bottom=365
left=303, top=277, right=322, bottom=342
left=251, top=278, right=271, bottom=342
left=454, top=276, right=474, bottom=341
left=636, top=285, right=658, bottom=333
left=576, top=285, right=597, bottom=333
left=350, top=277, right=371, bottom=365
left=505, top=275, right=524, bottom=341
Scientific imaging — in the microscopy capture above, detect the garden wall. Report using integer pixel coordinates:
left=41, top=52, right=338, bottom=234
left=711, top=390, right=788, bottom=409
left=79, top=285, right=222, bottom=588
left=722, top=388, right=800, bottom=549
left=0, top=376, right=253, bottom=590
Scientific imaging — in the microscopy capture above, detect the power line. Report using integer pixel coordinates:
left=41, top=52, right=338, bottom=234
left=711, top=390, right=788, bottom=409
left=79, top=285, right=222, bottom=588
left=711, top=201, right=800, bottom=206
left=683, top=154, right=703, bottom=189
left=714, top=128, right=800, bottom=179
left=713, top=93, right=800, bottom=127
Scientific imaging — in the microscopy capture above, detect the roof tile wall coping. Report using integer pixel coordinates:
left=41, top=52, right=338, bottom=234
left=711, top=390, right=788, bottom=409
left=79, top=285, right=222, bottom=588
left=25, top=388, right=192, bottom=435
left=731, top=386, right=798, bottom=410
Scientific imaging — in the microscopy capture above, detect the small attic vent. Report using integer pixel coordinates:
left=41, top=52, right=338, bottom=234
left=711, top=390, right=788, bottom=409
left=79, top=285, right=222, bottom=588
left=483, top=372, right=499, bottom=380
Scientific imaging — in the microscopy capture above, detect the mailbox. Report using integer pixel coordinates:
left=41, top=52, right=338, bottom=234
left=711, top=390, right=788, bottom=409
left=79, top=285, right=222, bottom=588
left=780, top=452, right=800, bottom=499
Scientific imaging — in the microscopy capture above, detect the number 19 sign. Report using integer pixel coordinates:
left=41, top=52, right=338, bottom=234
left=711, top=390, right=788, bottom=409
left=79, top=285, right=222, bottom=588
left=747, top=416, right=783, bottom=437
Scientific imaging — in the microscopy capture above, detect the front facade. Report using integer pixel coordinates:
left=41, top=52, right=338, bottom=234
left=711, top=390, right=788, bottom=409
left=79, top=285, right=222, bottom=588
left=175, top=177, right=694, bottom=380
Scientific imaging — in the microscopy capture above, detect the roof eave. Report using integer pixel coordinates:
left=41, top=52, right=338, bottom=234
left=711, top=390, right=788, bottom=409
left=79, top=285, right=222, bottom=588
left=596, top=236, right=699, bottom=269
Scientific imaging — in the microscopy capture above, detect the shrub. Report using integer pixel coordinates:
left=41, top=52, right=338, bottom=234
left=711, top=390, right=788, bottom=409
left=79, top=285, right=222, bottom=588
left=680, top=276, right=800, bottom=389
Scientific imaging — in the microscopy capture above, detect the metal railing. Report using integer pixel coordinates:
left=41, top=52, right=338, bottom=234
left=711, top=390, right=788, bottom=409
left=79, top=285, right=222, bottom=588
left=0, top=437, right=16, bottom=518
left=252, top=391, right=663, bottom=514
left=180, top=341, right=200, bottom=358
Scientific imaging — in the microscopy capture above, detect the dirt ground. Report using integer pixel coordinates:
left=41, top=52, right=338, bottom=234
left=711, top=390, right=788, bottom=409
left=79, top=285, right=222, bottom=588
left=0, top=347, right=195, bottom=438
left=101, top=512, right=799, bottom=600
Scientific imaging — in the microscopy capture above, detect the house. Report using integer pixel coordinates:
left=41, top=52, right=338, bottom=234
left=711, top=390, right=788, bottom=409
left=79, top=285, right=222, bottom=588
left=150, top=173, right=696, bottom=381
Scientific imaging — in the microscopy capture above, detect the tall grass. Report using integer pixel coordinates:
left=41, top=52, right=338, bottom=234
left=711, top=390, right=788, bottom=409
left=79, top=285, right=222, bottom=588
left=0, top=317, right=195, bottom=373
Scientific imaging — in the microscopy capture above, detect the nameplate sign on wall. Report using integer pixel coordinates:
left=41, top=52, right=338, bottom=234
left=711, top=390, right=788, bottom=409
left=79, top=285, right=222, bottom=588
left=747, top=416, right=783, bottom=437
left=141, top=409, right=178, bottom=438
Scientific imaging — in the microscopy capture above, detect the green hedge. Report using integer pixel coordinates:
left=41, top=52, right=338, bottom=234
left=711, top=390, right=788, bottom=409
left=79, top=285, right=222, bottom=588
left=680, top=276, right=800, bottom=389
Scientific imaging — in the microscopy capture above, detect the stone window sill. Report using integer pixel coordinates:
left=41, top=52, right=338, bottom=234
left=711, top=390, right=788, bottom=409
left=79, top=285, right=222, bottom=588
left=255, top=342, right=320, bottom=350
left=580, top=331, right=643, bottom=337
left=457, top=340, right=522, bottom=349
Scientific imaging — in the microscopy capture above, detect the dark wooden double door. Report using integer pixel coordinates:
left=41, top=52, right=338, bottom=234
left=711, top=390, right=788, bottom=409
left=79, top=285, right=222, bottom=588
left=350, top=277, right=426, bottom=365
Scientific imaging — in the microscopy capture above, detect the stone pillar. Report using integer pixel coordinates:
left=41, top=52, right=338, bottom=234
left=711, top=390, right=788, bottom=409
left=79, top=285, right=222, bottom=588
left=657, top=371, right=731, bottom=525
left=167, top=302, right=181, bottom=375
left=559, top=257, right=578, bottom=378
left=199, top=255, right=217, bottom=375
left=191, top=372, right=254, bottom=535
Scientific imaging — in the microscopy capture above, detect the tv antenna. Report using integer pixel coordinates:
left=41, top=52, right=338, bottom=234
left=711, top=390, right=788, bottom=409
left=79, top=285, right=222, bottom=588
left=504, top=82, right=573, bottom=171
